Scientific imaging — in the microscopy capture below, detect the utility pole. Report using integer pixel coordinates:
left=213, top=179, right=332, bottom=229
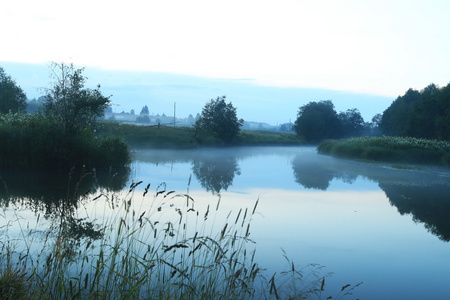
left=174, top=102, right=176, bottom=127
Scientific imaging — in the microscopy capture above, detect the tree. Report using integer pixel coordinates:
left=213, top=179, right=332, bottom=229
left=0, top=67, right=27, bottom=114
left=194, top=96, right=243, bottom=143
left=140, top=105, right=149, bottom=115
left=338, top=108, right=367, bottom=137
left=380, top=88, right=421, bottom=136
left=293, top=100, right=341, bottom=143
left=379, top=83, right=450, bottom=141
left=43, top=62, right=110, bottom=133
left=405, top=84, right=439, bottom=139
left=435, top=82, right=450, bottom=140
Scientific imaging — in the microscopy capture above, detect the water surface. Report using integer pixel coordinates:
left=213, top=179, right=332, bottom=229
left=2, top=146, right=450, bottom=299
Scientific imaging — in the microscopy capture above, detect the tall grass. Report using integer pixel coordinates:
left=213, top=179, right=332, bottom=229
left=0, top=180, right=360, bottom=299
left=318, top=136, right=450, bottom=167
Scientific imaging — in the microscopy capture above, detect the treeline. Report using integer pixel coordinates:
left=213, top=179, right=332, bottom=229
left=293, top=100, right=373, bottom=143
left=380, top=83, right=450, bottom=140
left=294, top=82, right=450, bottom=144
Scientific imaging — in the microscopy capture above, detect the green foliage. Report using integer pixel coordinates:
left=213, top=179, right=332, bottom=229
left=98, top=122, right=304, bottom=148
left=318, top=136, right=450, bottom=166
left=0, top=67, right=27, bottom=114
left=236, top=130, right=304, bottom=146
left=98, top=122, right=199, bottom=149
left=135, top=114, right=150, bottom=123
left=294, top=100, right=342, bottom=143
left=97, top=137, right=131, bottom=168
left=380, top=83, right=450, bottom=141
left=0, top=265, right=28, bottom=300
left=0, top=112, right=130, bottom=171
left=195, top=96, right=243, bottom=144
left=338, top=108, right=367, bottom=138
left=43, top=62, right=110, bottom=134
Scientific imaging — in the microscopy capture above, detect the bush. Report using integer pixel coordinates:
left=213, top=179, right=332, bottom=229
left=97, top=137, right=131, bottom=168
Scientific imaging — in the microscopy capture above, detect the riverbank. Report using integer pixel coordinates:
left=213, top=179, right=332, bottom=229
left=97, top=121, right=303, bottom=148
left=317, top=136, right=450, bottom=167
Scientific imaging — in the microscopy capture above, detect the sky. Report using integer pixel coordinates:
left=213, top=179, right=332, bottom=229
left=1, top=0, right=450, bottom=124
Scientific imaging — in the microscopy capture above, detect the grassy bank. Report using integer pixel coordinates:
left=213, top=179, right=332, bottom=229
left=0, top=182, right=359, bottom=299
left=318, top=136, right=450, bottom=167
left=0, top=113, right=130, bottom=171
left=97, top=122, right=303, bottom=148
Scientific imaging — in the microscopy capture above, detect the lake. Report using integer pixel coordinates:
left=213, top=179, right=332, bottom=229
left=1, top=146, right=450, bottom=299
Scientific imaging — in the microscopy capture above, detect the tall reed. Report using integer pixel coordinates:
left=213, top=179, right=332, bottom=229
left=0, top=180, right=360, bottom=299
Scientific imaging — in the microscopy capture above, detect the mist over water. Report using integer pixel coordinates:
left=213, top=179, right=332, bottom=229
left=2, top=146, right=450, bottom=299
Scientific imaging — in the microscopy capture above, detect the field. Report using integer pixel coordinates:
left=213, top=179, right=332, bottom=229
left=96, top=122, right=303, bottom=148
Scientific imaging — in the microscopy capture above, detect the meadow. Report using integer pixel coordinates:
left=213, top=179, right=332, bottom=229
left=317, top=136, right=450, bottom=167
left=96, top=122, right=303, bottom=148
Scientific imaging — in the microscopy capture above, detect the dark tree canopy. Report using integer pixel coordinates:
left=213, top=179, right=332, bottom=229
left=293, top=100, right=342, bottom=143
left=380, top=88, right=421, bottom=137
left=0, top=67, right=27, bottom=114
left=338, top=108, right=367, bottom=138
left=43, top=62, right=111, bottom=133
left=380, top=83, right=450, bottom=140
left=195, top=96, right=243, bottom=143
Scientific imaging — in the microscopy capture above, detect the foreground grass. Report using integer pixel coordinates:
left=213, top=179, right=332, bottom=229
left=0, top=182, right=360, bottom=299
left=318, top=136, right=450, bottom=167
left=97, top=122, right=303, bottom=148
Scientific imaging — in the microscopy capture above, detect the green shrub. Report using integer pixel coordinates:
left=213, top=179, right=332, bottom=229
left=97, top=137, right=131, bottom=168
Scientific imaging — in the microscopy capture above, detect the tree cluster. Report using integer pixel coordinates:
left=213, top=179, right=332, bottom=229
left=380, top=83, right=450, bottom=140
left=293, top=100, right=369, bottom=143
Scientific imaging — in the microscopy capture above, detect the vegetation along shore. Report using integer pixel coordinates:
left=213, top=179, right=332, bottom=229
left=318, top=136, right=450, bottom=167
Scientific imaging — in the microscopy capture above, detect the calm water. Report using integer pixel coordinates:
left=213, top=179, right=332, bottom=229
left=2, top=146, right=450, bottom=299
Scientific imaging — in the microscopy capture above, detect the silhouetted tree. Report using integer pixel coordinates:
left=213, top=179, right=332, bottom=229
left=380, top=83, right=450, bottom=141
left=0, top=67, right=27, bottom=114
left=194, top=96, right=243, bottom=143
left=43, top=62, right=110, bottom=133
left=140, top=105, right=149, bottom=115
left=380, top=88, right=421, bottom=136
left=338, top=108, right=367, bottom=137
left=293, top=100, right=341, bottom=143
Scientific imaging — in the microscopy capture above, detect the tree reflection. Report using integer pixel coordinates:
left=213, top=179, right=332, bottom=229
left=291, top=153, right=450, bottom=242
left=192, top=155, right=241, bottom=194
left=291, top=154, right=357, bottom=190
left=0, top=166, right=130, bottom=243
left=380, top=183, right=450, bottom=242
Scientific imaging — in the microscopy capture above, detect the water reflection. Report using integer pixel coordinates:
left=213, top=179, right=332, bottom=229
left=192, top=155, right=241, bottom=194
left=291, top=152, right=450, bottom=241
left=0, top=167, right=130, bottom=242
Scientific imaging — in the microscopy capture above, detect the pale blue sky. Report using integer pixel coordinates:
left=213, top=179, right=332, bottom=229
left=1, top=0, right=449, bottom=123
